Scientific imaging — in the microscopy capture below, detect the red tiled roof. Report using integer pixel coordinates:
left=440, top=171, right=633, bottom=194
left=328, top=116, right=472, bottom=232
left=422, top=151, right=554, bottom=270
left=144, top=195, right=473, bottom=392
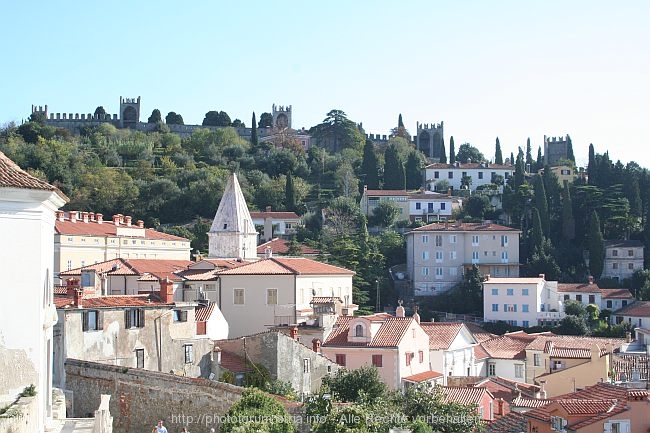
left=464, top=322, right=498, bottom=343
left=310, top=296, right=343, bottom=305
left=511, top=396, right=551, bottom=408
left=403, top=371, right=443, bottom=382
left=556, top=282, right=601, bottom=293
left=420, top=322, right=464, bottom=350
left=219, top=351, right=253, bottom=374
left=54, top=293, right=171, bottom=309
left=474, top=377, right=539, bottom=402
left=362, top=189, right=410, bottom=197
left=556, top=398, right=617, bottom=414
left=524, top=335, right=623, bottom=354
left=176, top=269, right=220, bottom=281
left=250, top=211, right=300, bottom=220
left=0, top=151, right=68, bottom=201
left=55, top=218, right=188, bottom=241
left=195, top=303, right=216, bottom=322
left=440, top=386, right=491, bottom=406
left=612, top=354, right=648, bottom=381
left=480, top=336, right=529, bottom=359
left=218, top=257, right=354, bottom=276
left=485, top=412, right=527, bottom=433
left=59, top=258, right=192, bottom=281
left=256, top=238, right=320, bottom=255
left=322, top=314, right=415, bottom=348
left=412, top=222, right=519, bottom=232
left=474, top=344, right=490, bottom=360
left=54, top=286, right=68, bottom=295
left=600, top=288, right=634, bottom=299
left=613, top=301, right=650, bottom=317
left=425, top=162, right=513, bottom=170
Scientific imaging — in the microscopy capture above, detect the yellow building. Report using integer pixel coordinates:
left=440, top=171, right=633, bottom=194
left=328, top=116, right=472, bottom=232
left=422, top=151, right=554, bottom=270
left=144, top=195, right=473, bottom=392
left=54, top=211, right=191, bottom=280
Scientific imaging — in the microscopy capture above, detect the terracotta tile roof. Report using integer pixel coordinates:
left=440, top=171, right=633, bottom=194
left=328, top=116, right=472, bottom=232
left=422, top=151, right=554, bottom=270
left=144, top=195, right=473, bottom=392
left=612, top=354, right=648, bottom=381
left=310, top=296, right=343, bottom=305
left=485, top=412, right=527, bottom=433
left=604, top=240, right=644, bottom=248
left=403, top=371, right=443, bottom=382
left=613, top=300, right=650, bottom=317
left=524, top=335, right=623, bottom=354
left=420, top=322, right=464, bottom=350
left=250, top=211, right=300, bottom=220
left=0, top=151, right=69, bottom=201
left=195, top=303, right=216, bottom=322
left=218, top=257, right=354, bottom=276
left=600, top=288, right=634, bottom=299
left=200, top=259, right=249, bottom=269
left=557, top=398, right=618, bottom=414
left=480, top=335, right=529, bottom=359
left=176, top=269, right=220, bottom=281
left=411, top=222, right=519, bottom=233
left=425, top=162, right=513, bottom=170
left=473, top=344, right=490, bottom=360
left=474, top=377, right=539, bottom=402
left=407, top=192, right=458, bottom=200
left=322, top=315, right=415, bottom=348
left=256, top=238, right=320, bottom=255
left=55, top=293, right=171, bottom=309
left=511, top=396, right=551, bottom=408
left=440, top=386, right=492, bottom=406
left=362, top=189, right=409, bottom=197
left=60, top=258, right=192, bottom=281
left=556, top=282, right=601, bottom=293
left=219, top=350, right=253, bottom=374
left=55, top=218, right=188, bottom=241
left=464, top=323, right=498, bottom=343
left=54, top=285, right=68, bottom=295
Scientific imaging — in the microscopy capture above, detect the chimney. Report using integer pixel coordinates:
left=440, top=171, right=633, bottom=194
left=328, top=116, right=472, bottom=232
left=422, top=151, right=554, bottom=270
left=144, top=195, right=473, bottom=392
left=591, top=344, right=600, bottom=362
left=136, top=220, right=144, bottom=228
left=290, top=326, right=299, bottom=340
left=396, top=300, right=405, bottom=318
left=159, top=278, right=174, bottom=304
left=266, top=206, right=272, bottom=212
left=413, top=307, right=420, bottom=324
left=539, top=380, right=547, bottom=399
left=588, top=275, right=594, bottom=285
left=66, top=278, right=82, bottom=308
left=124, top=215, right=132, bottom=227
left=447, top=187, right=452, bottom=196
left=81, top=211, right=89, bottom=223
left=265, top=247, right=273, bottom=259
left=213, top=346, right=222, bottom=365
left=89, top=212, right=95, bottom=222
left=70, top=211, right=77, bottom=223
left=112, top=215, right=120, bottom=226
left=625, top=332, right=632, bottom=343
left=485, top=274, right=490, bottom=281
left=539, top=274, right=545, bottom=280
left=55, top=210, right=65, bottom=222
left=312, top=338, right=321, bottom=353
left=96, top=213, right=103, bottom=224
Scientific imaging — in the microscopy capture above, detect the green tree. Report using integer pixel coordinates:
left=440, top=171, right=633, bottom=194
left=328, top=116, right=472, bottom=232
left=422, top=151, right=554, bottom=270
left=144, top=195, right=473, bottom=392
left=369, top=201, right=401, bottom=227
left=231, top=119, right=244, bottom=127
left=360, top=140, right=380, bottom=189
left=335, top=162, right=359, bottom=198
left=513, top=153, right=525, bottom=189
left=536, top=146, right=543, bottom=171
left=564, top=300, right=587, bottom=317
left=94, top=106, right=106, bottom=117
left=566, top=135, right=575, bottom=163
left=406, top=150, right=424, bottom=190
left=285, top=171, right=296, bottom=212
left=455, top=143, right=484, bottom=163
left=449, top=136, right=455, bottom=164
left=323, top=366, right=387, bottom=404
left=258, top=112, right=273, bottom=128
left=439, top=137, right=447, bottom=163
left=165, top=111, right=184, bottom=125
left=556, top=315, right=589, bottom=336
left=147, top=109, right=161, bottom=123
left=202, top=110, right=231, bottom=126
left=494, top=137, right=503, bottom=164
left=588, top=210, right=605, bottom=278
left=530, top=207, right=544, bottom=252
left=588, top=143, right=596, bottom=185
left=561, top=185, right=576, bottom=240
left=250, top=112, right=258, bottom=147
left=309, top=109, right=365, bottom=154
left=525, top=137, right=533, bottom=170
left=383, top=143, right=405, bottom=190
left=221, top=388, right=295, bottom=433
left=534, top=174, right=550, bottom=237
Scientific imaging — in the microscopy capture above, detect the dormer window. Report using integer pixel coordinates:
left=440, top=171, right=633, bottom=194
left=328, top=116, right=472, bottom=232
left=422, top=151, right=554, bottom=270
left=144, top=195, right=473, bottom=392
left=355, top=324, right=364, bottom=337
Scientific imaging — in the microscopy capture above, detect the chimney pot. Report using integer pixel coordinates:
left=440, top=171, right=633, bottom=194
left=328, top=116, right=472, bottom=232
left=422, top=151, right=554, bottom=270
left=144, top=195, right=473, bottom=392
left=159, top=277, right=174, bottom=304
left=112, top=215, right=120, bottom=226
left=125, top=215, right=132, bottom=226
left=55, top=210, right=65, bottom=222
left=266, top=206, right=272, bottom=212
left=290, top=326, right=299, bottom=340
left=136, top=220, right=144, bottom=228
left=89, top=212, right=95, bottom=222
left=312, top=338, right=321, bottom=353
left=588, top=275, right=594, bottom=284
left=539, top=274, right=545, bottom=279
left=96, top=213, right=103, bottom=224
left=69, top=211, right=78, bottom=223
left=81, top=211, right=89, bottom=223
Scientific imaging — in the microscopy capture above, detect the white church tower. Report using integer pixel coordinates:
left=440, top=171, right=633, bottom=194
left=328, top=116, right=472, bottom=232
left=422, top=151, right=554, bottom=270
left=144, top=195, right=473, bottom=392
left=208, top=172, right=258, bottom=259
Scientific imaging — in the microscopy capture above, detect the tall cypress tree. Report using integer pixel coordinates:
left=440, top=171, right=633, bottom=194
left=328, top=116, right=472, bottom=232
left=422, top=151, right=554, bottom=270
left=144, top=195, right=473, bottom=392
left=566, top=135, right=575, bottom=163
left=494, top=137, right=503, bottom=164
left=531, top=207, right=544, bottom=253
left=398, top=113, right=404, bottom=128
left=449, top=136, right=456, bottom=164
left=406, top=151, right=423, bottom=190
left=536, top=146, right=543, bottom=172
left=360, top=140, right=380, bottom=189
left=514, top=153, right=525, bottom=188
left=285, top=171, right=296, bottom=212
left=588, top=211, right=604, bottom=278
left=510, top=152, right=515, bottom=166
left=526, top=138, right=533, bottom=171
left=534, top=174, right=550, bottom=237
left=587, top=143, right=596, bottom=185
left=561, top=185, right=575, bottom=240
left=251, top=112, right=258, bottom=147
left=384, top=144, right=405, bottom=189
left=439, top=138, right=447, bottom=163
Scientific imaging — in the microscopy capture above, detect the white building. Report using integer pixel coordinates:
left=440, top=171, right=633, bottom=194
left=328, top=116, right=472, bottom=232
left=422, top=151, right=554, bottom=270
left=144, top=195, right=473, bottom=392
left=424, top=162, right=513, bottom=192
left=250, top=207, right=300, bottom=242
left=0, top=151, right=68, bottom=432
left=612, top=301, right=650, bottom=329
left=420, top=322, right=480, bottom=384
left=208, top=172, right=258, bottom=260
left=603, top=240, right=645, bottom=282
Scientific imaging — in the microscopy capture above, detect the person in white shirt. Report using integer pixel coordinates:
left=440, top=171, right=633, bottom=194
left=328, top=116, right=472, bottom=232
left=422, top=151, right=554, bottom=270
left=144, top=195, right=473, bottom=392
left=154, top=420, right=168, bottom=433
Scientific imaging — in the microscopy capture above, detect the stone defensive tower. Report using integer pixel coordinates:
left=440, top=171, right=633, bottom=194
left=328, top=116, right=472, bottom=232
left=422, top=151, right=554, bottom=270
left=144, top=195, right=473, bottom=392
left=208, top=173, right=258, bottom=260
left=543, top=135, right=570, bottom=167
left=119, top=96, right=141, bottom=129
left=416, top=121, right=444, bottom=161
left=272, top=104, right=292, bottom=129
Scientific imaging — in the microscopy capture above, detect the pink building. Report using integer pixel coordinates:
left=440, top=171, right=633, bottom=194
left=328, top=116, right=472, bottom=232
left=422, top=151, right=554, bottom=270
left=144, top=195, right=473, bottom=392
left=321, top=307, right=431, bottom=390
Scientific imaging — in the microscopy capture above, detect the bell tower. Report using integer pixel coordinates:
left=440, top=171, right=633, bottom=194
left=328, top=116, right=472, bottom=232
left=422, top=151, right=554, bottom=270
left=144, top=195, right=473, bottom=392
left=272, top=104, right=292, bottom=130
left=119, top=96, right=141, bottom=129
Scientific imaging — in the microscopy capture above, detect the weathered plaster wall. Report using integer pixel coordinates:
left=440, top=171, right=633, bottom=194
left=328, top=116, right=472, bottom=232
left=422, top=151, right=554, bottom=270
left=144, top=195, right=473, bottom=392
left=0, top=394, right=39, bottom=433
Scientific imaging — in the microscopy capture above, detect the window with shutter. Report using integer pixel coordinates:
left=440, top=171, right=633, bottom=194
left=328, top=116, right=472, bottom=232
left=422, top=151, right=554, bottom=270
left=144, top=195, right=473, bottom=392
left=125, top=309, right=131, bottom=328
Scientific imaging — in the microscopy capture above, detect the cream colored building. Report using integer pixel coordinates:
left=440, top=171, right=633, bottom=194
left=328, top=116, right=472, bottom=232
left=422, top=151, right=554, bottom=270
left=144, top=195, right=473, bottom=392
left=360, top=187, right=462, bottom=223
left=603, top=240, right=644, bottom=282
left=406, top=221, right=521, bottom=296
left=54, top=211, right=191, bottom=280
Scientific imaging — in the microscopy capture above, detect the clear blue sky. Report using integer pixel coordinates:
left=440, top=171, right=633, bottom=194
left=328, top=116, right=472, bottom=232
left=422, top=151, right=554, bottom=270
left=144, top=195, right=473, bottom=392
left=2, top=1, right=648, bottom=168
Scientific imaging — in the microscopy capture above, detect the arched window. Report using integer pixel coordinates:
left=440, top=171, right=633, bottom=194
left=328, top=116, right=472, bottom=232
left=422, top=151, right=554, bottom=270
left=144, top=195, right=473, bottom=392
left=355, top=324, right=364, bottom=337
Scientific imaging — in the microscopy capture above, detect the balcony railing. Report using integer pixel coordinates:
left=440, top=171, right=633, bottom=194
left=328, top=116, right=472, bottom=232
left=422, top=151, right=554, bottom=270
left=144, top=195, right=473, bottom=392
left=537, top=311, right=566, bottom=320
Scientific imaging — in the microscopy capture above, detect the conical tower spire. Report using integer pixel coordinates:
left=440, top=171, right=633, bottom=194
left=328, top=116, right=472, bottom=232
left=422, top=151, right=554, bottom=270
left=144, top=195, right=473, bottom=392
left=208, top=173, right=258, bottom=259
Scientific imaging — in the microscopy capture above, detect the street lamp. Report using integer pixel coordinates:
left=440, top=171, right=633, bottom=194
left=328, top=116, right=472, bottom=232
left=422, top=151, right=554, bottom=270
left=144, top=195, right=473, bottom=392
left=375, top=279, right=381, bottom=313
